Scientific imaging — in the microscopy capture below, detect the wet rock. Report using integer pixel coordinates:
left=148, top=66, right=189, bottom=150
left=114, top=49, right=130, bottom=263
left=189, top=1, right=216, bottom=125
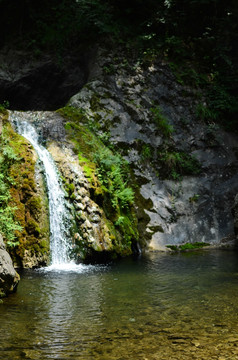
left=47, top=141, right=116, bottom=260
left=0, top=234, right=20, bottom=297
left=90, top=214, right=101, bottom=223
left=22, top=250, right=48, bottom=269
left=74, top=202, right=85, bottom=211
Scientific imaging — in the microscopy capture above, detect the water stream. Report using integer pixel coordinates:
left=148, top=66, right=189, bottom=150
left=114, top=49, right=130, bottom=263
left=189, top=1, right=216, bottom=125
left=10, top=111, right=72, bottom=268
left=5, top=112, right=238, bottom=359
left=1, top=250, right=238, bottom=359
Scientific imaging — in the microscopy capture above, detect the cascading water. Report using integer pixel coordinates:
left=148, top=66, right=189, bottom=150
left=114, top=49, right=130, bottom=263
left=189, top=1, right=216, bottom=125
left=10, top=111, right=72, bottom=268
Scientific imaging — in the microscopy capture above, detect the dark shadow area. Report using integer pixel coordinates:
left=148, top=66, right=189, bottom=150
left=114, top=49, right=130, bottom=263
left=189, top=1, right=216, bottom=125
left=0, top=50, right=91, bottom=110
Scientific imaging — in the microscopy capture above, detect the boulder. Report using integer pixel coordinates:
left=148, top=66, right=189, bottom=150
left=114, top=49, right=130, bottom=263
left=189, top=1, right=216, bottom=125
left=0, top=234, right=20, bottom=298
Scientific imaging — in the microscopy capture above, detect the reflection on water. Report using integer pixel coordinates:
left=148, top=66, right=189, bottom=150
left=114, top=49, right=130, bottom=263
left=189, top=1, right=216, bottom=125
left=1, top=250, right=238, bottom=359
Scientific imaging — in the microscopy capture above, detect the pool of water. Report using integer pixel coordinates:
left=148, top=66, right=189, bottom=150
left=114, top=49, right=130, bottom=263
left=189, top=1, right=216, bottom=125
left=1, top=250, right=238, bottom=360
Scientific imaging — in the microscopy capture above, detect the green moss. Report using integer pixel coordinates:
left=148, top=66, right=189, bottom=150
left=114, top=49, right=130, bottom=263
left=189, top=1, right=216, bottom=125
left=58, top=105, right=139, bottom=258
left=179, top=242, right=210, bottom=251
left=26, top=219, right=41, bottom=237
left=78, top=153, right=96, bottom=181
left=27, top=196, right=42, bottom=211
left=90, top=93, right=103, bottom=112
left=39, top=239, right=49, bottom=253
left=167, top=242, right=210, bottom=252
left=0, top=289, right=6, bottom=299
left=189, top=194, right=200, bottom=203
left=114, top=213, right=138, bottom=251
left=166, top=245, right=178, bottom=251
left=141, top=143, right=153, bottom=161
left=0, top=120, right=50, bottom=266
left=63, top=180, right=75, bottom=198
left=150, top=106, right=174, bottom=138
left=65, top=122, right=72, bottom=130
left=0, top=101, right=9, bottom=114
left=158, top=150, right=201, bottom=180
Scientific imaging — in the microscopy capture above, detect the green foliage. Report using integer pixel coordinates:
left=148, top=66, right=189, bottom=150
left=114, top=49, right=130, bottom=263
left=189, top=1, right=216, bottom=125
left=179, top=242, right=210, bottom=251
left=103, top=64, right=116, bottom=75
left=0, top=121, right=50, bottom=263
left=60, top=105, right=138, bottom=254
left=196, top=103, right=218, bottom=122
left=141, top=144, right=153, bottom=161
left=166, top=245, right=177, bottom=251
left=0, top=101, right=9, bottom=113
left=1, top=0, right=236, bottom=130
left=0, top=205, right=22, bottom=245
left=114, top=214, right=138, bottom=247
left=59, top=106, right=86, bottom=123
left=169, top=62, right=208, bottom=88
left=94, top=148, right=134, bottom=211
left=62, top=179, right=75, bottom=200
left=196, top=82, right=237, bottom=132
left=94, top=147, right=137, bottom=248
left=150, top=106, right=173, bottom=138
left=167, top=242, right=210, bottom=252
left=159, top=150, right=201, bottom=180
left=0, top=132, right=22, bottom=245
left=189, top=194, right=200, bottom=203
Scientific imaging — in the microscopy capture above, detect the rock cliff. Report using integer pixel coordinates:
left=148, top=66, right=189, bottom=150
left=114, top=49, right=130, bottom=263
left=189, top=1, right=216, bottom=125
left=0, top=234, right=19, bottom=298
left=68, top=47, right=238, bottom=251
left=1, top=45, right=238, bottom=264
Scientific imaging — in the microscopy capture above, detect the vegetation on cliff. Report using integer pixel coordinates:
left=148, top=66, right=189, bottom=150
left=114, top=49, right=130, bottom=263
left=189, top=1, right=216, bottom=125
left=0, top=112, right=49, bottom=267
left=58, top=106, right=139, bottom=258
left=0, top=0, right=237, bottom=262
left=0, top=111, right=22, bottom=246
left=0, top=0, right=237, bottom=131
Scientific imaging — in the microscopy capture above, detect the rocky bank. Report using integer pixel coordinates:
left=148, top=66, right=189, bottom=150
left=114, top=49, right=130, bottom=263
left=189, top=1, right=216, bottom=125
left=0, top=234, right=19, bottom=298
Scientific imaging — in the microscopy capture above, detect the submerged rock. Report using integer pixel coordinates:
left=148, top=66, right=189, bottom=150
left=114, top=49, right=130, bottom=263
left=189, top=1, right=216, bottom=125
left=0, top=234, right=20, bottom=298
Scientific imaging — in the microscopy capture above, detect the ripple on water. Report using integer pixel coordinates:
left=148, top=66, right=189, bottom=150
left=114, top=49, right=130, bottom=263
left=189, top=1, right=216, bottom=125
left=1, top=251, right=238, bottom=360
left=37, top=262, right=106, bottom=274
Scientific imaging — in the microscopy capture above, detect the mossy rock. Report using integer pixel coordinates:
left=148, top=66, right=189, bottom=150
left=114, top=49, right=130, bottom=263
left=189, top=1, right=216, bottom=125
left=58, top=105, right=139, bottom=260
left=1, top=120, right=50, bottom=267
left=167, top=242, right=210, bottom=252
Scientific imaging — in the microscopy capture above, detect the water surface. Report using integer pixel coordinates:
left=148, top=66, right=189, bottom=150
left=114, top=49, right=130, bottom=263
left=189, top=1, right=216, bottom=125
left=1, top=250, right=238, bottom=359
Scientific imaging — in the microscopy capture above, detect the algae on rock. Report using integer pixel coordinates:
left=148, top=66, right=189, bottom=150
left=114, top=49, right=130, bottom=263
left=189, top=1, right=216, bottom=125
left=57, top=106, right=139, bottom=260
left=0, top=114, right=50, bottom=268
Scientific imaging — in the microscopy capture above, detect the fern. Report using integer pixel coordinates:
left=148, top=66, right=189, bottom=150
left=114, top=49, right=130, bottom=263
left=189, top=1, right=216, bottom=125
left=94, top=148, right=134, bottom=211
left=0, top=125, right=23, bottom=243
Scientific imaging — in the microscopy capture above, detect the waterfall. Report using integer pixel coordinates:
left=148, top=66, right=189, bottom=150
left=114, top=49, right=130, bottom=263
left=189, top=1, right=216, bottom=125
left=10, top=111, right=72, bottom=267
